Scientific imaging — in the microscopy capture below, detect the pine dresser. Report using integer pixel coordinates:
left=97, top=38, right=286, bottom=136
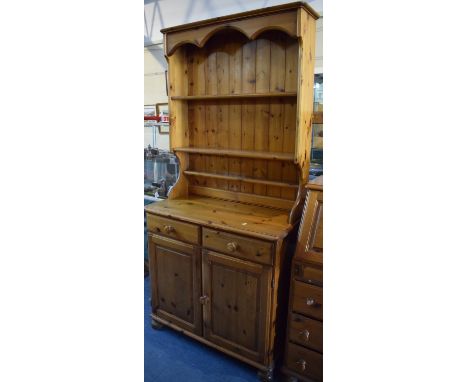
left=145, top=3, right=319, bottom=380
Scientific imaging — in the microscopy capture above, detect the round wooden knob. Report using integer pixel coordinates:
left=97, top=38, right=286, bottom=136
left=300, top=329, right=310, bottom=341
left=306, top=297, right=316, bottom=306
left=226, top=242, right=238, bottom=252
left=163, top=225, right=174, bottom=234
left=296, top=359, right=307, bottom=371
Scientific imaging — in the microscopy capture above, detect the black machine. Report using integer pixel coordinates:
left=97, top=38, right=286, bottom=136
left=144, top=147, right=179, bottom=198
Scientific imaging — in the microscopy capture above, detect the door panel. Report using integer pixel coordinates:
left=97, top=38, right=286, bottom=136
left=202, top=250, right=271, bottom=363
left=149, top=234, right=202, bottom=335
left=211, top=263, right=259, bottom=350
left=157, top=247, right=193, bottom=320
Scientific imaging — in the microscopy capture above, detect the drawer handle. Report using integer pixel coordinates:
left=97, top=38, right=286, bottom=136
left=296, top=359, right=307, bottom=371
left=199, top=295, right=209, bottom=305
left=226, top=242, right=238, bottom=252
left=163, top=225, right=175, bottom=234
left=300, top=329, right=310, bottom=341
left=306, top=297, right=316, bottom=306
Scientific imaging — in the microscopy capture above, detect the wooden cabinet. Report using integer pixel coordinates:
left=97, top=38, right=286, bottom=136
left=146, top=211, right=286, bottom=380
left=145, top=3, right=318, bottom=380
left=282, top=178, right=323, bottom=382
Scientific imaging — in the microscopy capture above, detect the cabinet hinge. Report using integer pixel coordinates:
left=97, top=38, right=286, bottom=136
left=271, top=279, right=275, bottom=289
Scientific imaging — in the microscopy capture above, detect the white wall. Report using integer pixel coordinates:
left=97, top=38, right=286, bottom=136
left=144, top=44, right=169, bottom=149
left=144, top=0, right=323, bottom=148
left=315, top=17, right=323, bottom=74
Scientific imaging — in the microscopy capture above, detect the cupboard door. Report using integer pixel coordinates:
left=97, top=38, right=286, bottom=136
left=148, top=234, right=202, bottom=335
left=201, top=250, right=272, bottom=363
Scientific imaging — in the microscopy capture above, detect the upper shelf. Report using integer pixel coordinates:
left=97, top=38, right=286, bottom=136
left=171, top=92, right=297, bottom=101
left=173, top=147, right=295, bottom=161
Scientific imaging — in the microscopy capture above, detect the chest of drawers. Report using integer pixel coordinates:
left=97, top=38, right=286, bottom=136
left=282, top=179, right=323, bottom=382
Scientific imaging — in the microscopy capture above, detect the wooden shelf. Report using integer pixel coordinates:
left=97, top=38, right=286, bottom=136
left=184, top=171, right=298, bottom=189
left=171, top=92, right=297, bottom=101
left=189, top=186, right=295, bottom=210
left=173, top=147, right=295, bottom=161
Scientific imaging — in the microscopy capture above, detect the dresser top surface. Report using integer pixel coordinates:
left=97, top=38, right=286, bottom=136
left=145, top=196, right=293, bottom=240
left=306, top=176, right=323, bottom=191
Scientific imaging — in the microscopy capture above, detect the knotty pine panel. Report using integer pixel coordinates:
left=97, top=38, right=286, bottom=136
left=282, top=37, right=299, bottom=200
left=181, top=30, right=299, bottom=203
left=267, top=32, right=286, bottom=198
left=240, top=100, right=256, bottom=194
left=205, top=40, right=218, bottom=188
left=227, top=39, right=243, bottom=192
left=253, top=36, right=271, bottom=196
left=216, top=45, right=230, bottom=190
left=240, top=39, right=256, bottom=194
left=228, top=100, right=242, bottom=192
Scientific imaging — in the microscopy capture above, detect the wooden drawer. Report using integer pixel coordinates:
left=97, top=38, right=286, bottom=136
left=292, top=281, right=322, bottom=320
left=289, top=313, right=322, bottom=352
left=286, top=342, right=322, bottom=381
left=147, top=214, right=200, bottom=245
left=294, top=261, right=323, bottom=286
left=202, top=228, right=273, bottom=265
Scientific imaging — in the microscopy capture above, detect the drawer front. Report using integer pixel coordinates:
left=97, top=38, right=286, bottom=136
left=289, top=313, right=322, bottom=352
left=286, top=342, right=323, bottom=381
left=202, top=228, right=273, bottom=265
left=147, top=214, right=199, bottom=245
left=292, top=281, right=323, bottom=320
left=294, top=262, right=323, bottom=286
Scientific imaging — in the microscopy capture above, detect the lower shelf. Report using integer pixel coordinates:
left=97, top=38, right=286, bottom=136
left=184, top=170, right=299, bottom=189
left=189, top=185, right=295, bottom=210
left=173, top=147, right=295, bottom=161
